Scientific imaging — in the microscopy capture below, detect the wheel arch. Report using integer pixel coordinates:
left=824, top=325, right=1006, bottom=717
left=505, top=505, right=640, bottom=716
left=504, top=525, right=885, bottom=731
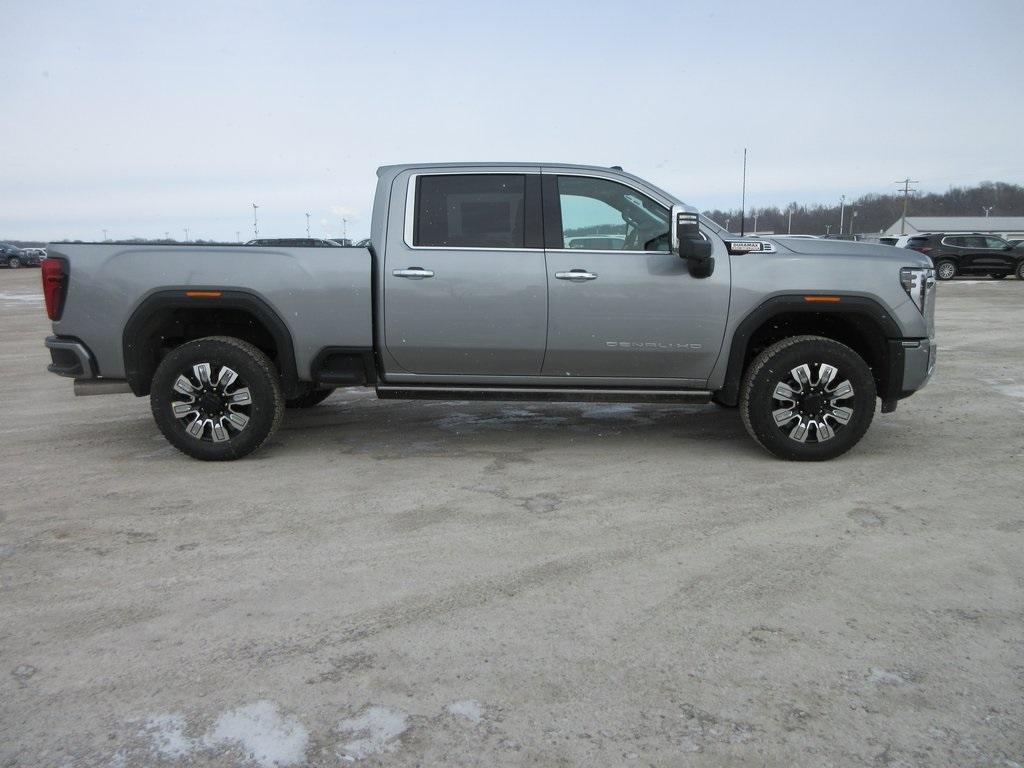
left=122, top=289, right=299, bottom=397
left=716, top=295, right=904, bottom=408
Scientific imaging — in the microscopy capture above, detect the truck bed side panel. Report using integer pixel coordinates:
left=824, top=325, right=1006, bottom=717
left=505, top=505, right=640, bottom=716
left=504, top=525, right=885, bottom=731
left=47, top=244, right=372, bottom=381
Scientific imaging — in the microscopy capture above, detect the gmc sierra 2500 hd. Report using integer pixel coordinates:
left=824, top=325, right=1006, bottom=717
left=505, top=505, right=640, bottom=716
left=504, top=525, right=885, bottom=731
left=41, top=163, right=936, bottom=461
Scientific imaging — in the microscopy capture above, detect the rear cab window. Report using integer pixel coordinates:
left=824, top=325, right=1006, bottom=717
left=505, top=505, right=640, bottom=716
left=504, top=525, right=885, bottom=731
left=413, top=174, right=527, bottom=249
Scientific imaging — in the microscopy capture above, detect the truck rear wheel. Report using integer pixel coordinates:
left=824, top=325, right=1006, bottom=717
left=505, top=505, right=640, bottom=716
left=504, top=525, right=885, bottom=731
left=149, top=336, right=284, bottom=461
left=740, top=335, right=876, bottom=461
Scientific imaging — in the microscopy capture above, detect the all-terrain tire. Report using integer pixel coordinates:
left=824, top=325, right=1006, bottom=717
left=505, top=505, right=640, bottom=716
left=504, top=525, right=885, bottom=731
left=150, top=336, right=284, bottom=461
left=740, top=335, right=876, bottom=461
left=285, top=387, right=335, bottom=409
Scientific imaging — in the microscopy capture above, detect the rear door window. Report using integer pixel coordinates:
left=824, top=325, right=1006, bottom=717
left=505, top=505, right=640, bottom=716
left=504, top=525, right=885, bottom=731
left=414, top=174, right=526, bottom=248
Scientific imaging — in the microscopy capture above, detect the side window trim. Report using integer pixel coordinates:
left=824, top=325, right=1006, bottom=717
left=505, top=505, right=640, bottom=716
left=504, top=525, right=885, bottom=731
left=541, top=172, right=672, bottom=253
left=402, top=171, right=544, bottom=251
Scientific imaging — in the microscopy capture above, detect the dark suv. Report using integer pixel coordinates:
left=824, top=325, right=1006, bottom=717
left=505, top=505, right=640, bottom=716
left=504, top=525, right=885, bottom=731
left=906, top=233, right=1024, bottom=280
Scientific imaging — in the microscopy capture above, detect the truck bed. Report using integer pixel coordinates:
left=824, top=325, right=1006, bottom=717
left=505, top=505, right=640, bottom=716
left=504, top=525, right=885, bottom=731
left=46, top=243, right=373, bottom=381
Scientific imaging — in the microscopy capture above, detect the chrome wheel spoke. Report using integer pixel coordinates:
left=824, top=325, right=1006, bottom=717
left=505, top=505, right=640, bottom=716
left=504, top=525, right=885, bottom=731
left=210, top=419, right=229, bottom=442
left=225, top=411, right=249, bottom=430
left=817, top=364, right=838, bottom=389
left=216, top=366, right=238, bottom=390
left=829, top=406, right=853, bottom=425
left=171, top=400, right=196, bottom=418
left=791, top=364, right=812, bottom=392
left=773, top=407, right=797, bottom=426
left=789, top=418, right=810, bottom=443
left=173, top=375, right=197, bottom=396
left=185, top=415, right=206, bottom=439
left=193, top=363, right=213, bottom=388
left=773, top=381, right=798, bottom=401
left=229, top=387, right=252, bottom=406
left=815, top=419, right=836, bottom=441
left=829, top=380, right=853, bottom=400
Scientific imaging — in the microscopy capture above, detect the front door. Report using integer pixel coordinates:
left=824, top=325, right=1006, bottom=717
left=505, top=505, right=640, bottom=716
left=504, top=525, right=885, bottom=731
left=541, top=174, right=730, bottom=382
left=383, top=171, right=548, bottom=375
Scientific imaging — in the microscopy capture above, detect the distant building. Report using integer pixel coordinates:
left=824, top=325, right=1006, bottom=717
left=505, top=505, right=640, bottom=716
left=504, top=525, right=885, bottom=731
left=883, top=216, right=1024, bottom=239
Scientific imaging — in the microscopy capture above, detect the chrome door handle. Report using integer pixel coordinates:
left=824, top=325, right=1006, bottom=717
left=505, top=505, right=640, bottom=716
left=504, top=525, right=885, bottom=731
left=555, top=269, right=598, bottom=281
left=392, top=267, right=434, bottom=279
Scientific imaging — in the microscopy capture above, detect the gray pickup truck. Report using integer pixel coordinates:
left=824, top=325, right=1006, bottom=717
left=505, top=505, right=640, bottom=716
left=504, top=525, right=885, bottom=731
left=41, top=163, right=936, bottom=461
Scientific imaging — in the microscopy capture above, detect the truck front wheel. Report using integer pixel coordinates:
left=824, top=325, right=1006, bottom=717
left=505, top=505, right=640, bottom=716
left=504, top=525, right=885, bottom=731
left=149, top=336, right=284, bottom=461
left=740, top=335, right=876, bottom=461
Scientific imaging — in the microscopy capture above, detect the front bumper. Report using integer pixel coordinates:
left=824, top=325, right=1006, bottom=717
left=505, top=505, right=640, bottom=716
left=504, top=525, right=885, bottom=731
left=900, top=337, right=936, bottom=395
left=45, top=336, right=96, bottom=378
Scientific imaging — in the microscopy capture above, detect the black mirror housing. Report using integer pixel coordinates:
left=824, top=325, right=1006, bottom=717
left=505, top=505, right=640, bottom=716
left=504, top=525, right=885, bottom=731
left=671, top=205, right=715, bottom=278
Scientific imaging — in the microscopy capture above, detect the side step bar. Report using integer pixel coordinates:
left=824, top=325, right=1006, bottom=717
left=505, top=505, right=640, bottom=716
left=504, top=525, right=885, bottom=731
left=376, top=385, right=712, bottom=405
left=74, top=379, right=133, bottom=396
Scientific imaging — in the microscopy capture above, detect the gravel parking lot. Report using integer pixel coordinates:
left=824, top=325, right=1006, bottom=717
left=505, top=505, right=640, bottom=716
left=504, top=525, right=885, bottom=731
left=1, top=267, right=1022, bottom=767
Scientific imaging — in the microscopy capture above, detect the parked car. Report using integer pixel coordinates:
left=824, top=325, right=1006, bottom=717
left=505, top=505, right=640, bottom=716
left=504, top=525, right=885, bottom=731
left=1, top=242, right=42, bottom=268
left=244, top=238, right=343, bottom=247
left=42, top=162, right=936, bottom=462
left=905, top=233, right=1024, bottom=280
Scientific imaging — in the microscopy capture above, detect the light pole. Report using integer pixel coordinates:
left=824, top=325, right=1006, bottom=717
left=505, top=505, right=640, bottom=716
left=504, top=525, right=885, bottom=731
left=183, top=227, right=189, bottom=243
left=342, top=218, right=348, bottom=240
left=839, top=194, right=846, bottom=236
left=725, top=218, right=731, bottom=232
left=236, top=230, right=241, bottom=243
left=850, top=209, right=858, bottom=237
left=982, top=206, right=994, bottom=217
left=102, top=229, right=108, bottom=241
left=787, top=205, right=795, bottom=235
left=752, top=209, right=759, bottom=233
left=306, top=212, right=311, bottom=238
left=252, top=203, right=259, bottom=238
left=164, top=231, right=169, bottom=241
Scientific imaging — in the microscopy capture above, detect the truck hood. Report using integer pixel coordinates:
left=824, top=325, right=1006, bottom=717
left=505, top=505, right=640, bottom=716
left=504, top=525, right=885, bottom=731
left=761, top=237, right=932, bottom=268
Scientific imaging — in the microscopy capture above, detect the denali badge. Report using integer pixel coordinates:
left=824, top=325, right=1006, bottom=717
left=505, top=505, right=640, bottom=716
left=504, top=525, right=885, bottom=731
left=605, top=341, right=703, bottom=350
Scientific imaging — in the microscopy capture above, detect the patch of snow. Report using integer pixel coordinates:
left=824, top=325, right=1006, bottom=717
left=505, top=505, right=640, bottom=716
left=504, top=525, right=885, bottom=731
left=445, top=699, right=484, bottom=724
left=866, top=668, right=907, bottom=686
left=577, top=404, right=637, bottom=420
left=205, top=700, right=309, bottom=767
left=143, top=713, right=197, bottom=760
left=337, top=706, right=408, bottom=761
left=0, top=291, right=44, bottom=307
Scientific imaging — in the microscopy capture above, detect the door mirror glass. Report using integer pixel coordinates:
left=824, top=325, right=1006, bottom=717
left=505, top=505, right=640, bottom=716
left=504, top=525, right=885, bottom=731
left=670, top=205, right=714, bottom=278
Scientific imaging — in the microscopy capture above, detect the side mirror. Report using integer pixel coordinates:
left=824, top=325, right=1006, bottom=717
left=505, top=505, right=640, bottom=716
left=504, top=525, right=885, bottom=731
left=670, top=205, right=714, bottom=278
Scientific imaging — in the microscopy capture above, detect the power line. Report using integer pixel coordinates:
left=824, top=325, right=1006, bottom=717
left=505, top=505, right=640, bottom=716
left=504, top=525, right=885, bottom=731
left=894, top=178, right=919, bottom=235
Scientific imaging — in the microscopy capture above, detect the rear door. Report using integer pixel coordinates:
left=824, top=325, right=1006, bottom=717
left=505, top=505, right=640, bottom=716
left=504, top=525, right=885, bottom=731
left=981, top=236, right=1015, bottom=271
left=383, top=169, right=548, bottom=375
left=540, top=172, right=730, bottom=382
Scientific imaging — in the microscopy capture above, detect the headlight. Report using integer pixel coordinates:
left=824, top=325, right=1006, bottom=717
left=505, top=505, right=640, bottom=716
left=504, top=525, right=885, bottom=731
left=900, top=267, right=935, bottom=314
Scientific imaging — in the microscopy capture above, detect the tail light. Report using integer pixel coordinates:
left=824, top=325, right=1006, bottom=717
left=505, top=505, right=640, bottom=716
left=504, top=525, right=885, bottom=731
left=911, top=246, right=932, bottom=254
left=41, top=258, right=68, bottom=320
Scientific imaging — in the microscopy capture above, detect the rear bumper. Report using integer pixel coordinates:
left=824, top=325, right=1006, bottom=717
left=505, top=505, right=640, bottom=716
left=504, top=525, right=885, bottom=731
left=45, top=336, right=96, bottom=378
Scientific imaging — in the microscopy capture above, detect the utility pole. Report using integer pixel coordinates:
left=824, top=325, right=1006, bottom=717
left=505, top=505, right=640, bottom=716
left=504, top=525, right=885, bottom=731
left=894, top=178, right=918, bottom=235
left=982, top=206, right=994, bottom=217
left=102, top=229, right=108, bottom=241
left=740, top=148, right=748, bottom=236
left=252, top=203, right=259, bottom=238
left=306, top=212, right=311, bottom=237
left=183, top=227, right=189, bottom=243
left=839, top=195, right=846, bottom=236
left=236, top=230, right=240, bottom=243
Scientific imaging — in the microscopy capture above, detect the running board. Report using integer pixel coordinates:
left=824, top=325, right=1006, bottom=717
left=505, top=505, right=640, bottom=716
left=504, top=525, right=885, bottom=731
left=375, top=385, right=712, bottom=404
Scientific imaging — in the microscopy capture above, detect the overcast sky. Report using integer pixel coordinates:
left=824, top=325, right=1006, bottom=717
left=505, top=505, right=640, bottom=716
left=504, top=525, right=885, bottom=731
left=2, top=0, right=1022, bottom=241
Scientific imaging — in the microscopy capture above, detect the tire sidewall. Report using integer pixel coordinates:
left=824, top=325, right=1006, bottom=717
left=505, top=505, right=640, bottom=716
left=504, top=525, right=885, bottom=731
left=743, top=339, right=876, bottom=461
left=1017, top=262, right=1024, bottom=280
left=936, top=260, right=956, bottom=280
left=150, top=337, right=282, bottom=460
